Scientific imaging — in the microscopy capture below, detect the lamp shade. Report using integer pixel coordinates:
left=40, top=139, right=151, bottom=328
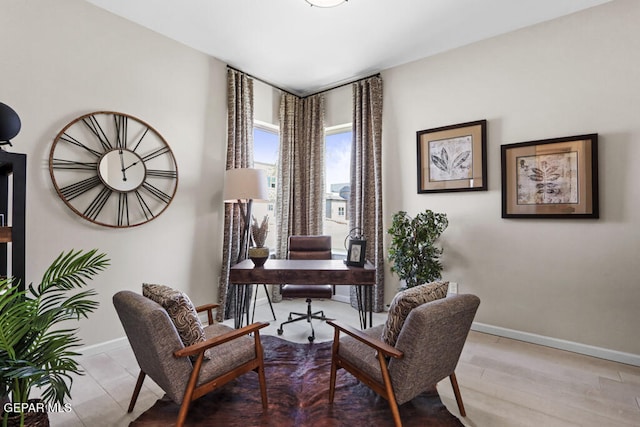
left=0, top=103, right=21, bottom=142
left=223, top=168, right=269, bottom=203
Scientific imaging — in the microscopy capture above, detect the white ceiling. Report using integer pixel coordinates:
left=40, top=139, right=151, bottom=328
left=85, top=0, right=610, bottom=96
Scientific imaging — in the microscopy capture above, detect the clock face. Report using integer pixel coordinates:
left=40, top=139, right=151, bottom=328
left=49, top=111, right=178, bottom=228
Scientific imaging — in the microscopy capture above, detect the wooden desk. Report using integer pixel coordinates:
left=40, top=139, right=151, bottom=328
left=229, top=259, right=375, bottom=330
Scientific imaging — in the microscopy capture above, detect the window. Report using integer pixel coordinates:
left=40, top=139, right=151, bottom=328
left=252, top=121, right=352, bottom=255
left=324, top=124, right=352, bottom=255
left=253, top=122, right=279, bottom=249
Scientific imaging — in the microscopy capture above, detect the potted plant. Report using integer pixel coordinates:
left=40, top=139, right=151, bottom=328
left=387, top=210, right=448, bottom=289
left=248, top=215, right=269, bottom=267
left=0, top=249, right=109, bottom=427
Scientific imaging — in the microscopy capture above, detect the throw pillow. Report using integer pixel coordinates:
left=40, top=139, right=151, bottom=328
left=381, top=281, right=449, bottom=347
left=142, top=283, right=208, bottom=356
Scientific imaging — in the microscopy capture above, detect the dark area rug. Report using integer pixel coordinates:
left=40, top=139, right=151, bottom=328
left=131, top=335, right=463, bottom=426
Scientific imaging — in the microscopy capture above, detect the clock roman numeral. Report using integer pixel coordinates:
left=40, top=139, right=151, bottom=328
left=140, top=146, right=171, bottom=162
left=59, top=175, right=102, bottom=200
left=132, top=182, right=173, bottom=222
left=146, top=169, right=177, bottom=179
left=51, top=159, right=97, bottom=171
left=131, top=127, right=150, bottom=152
left=82, top=115, right=113, bottom=151
left=59, top=132, right=102, bottom=158
left=84, top=187, right=113, bottom=220
left=118, top=192, right=129, bottom=226
left=115, top=114, right=128, bottom=149
left=140, top=182, right=172, bottom=204
left=134, top=190, right=154, bottom=221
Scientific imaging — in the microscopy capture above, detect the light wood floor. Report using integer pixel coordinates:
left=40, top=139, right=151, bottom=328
left=46, top=298, right=640, bottom=426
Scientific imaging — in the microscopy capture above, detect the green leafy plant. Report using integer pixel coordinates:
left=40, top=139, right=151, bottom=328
left=387, top=210, right=448, bottom=289
left=0, top=249, right=109, bottom=426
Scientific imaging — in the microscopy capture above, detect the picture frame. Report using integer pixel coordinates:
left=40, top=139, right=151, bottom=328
left=417, top=120, right=487, bottom=193
left=501, top=134, right=598, bottom=219
left=346, top=238, right=366, bottom=267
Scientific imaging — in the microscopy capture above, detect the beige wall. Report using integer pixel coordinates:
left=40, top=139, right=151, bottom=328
left=381, top=0, right=640, bottom=356
left=0, top=0, right=227, bottom=347
left=3, top=0, right=638, bottom=359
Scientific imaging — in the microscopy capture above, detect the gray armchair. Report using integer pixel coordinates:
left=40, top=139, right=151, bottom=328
left=113, top=290, right=269, bottom=427
left=327, top=293, right=480, bottom=427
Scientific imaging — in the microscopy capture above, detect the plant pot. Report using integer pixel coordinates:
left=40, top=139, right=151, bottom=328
left=248, top=247, right=269, bottom=267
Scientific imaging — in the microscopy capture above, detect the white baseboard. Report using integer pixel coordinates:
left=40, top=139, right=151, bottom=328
left=472, top=322, right=640, bottom=367
left=331, top=295, right=350, bottom=304
left=81, top=308, right=639, bottom=368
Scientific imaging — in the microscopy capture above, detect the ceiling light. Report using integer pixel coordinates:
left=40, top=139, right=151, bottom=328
left=305, top=0, right=347, bottom=8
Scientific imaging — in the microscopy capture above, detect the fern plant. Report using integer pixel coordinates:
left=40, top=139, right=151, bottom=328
left=0, top=249, right=109, bottom=426
left=387, top=210, right=448, bottom=288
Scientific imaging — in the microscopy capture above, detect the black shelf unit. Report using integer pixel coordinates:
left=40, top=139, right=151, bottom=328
left=0, top=151, right=26, bottom=291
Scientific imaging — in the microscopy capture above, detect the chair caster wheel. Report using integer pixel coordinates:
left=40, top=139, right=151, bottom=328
left=277, top=329, right=283, bottom=335
left=308, top=336, right=314, bottom=342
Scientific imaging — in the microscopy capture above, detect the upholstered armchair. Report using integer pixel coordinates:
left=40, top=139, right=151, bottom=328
left=327, top=289, right=480, bottom=427
left=113, top=287, right=269, bottom=427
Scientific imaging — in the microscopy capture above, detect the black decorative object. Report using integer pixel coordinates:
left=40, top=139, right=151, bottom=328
left=0, top=102, right=21, bottom=147
left=344, top=227, right=366, bottom=267
left=0, top=151, right=26, bottom=290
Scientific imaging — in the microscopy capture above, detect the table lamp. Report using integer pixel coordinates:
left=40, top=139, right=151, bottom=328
left=224, top=168, right=269, bottom=264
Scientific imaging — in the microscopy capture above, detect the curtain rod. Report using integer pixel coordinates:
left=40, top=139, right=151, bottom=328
left=304, top=73, right=381, bottom=98
left=226, top=65, right=380, bottom=99
left=227, top=65, right=298, bottom=97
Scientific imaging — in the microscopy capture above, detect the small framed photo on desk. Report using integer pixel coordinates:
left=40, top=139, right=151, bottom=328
left=346, top=238, right=366, bottom=267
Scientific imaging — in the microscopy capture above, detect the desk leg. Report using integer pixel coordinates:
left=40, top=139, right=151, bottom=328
left=233, top=284, right=251, bottom=329
left=368, top=285, right=373, bottom=328
left=356, top=285, right=366, bottom=330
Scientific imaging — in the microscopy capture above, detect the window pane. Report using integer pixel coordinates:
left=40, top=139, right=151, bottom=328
left=253, top=126, right=278, bottom=250
left=324, top=128, right=352, bottom=255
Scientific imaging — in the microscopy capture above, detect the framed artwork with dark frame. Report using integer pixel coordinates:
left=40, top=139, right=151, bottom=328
left=346, top=238, right=366, bottom=267
left=501, top=133, right=598, bottom=219
left=417, top=120, right=487, bottom=193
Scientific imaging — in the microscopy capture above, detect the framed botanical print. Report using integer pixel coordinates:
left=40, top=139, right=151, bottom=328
left=501, top=134, right=598, bottom=218
left=417, top=120, right=487, bottom=193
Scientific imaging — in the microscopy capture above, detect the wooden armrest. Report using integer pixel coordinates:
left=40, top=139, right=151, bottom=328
left=326, top=319, right=403, bottom=359
left=174, top=321, right=269, bottom=358
left=195, top=303, right=219, bottom=325
left=196, top=303, right=219, bottom=312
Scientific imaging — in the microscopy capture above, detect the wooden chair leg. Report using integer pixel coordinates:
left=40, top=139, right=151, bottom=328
left=377, top=352, right=402, bottom=427
left=176, top=354, right=205, bottom=427
left=256, top=364, right=268, bottom=409
left=254, top=331, right=268, bottom=409
left=128, top=370, right=146, bottom=413
left=449, top=372, right=466, bottom=417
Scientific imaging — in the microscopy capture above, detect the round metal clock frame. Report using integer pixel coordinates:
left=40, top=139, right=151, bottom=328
left=49, top=111, right=178, bottom=228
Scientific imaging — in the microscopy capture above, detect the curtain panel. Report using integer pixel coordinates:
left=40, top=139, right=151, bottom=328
left=273, top=92, right=326, bottom=302
left=218, top=68, right=254, bottom=321
left=350, top=75, right=384, bottom=312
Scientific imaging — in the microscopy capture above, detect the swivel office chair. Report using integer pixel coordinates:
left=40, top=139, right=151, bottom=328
left=277, top=235, right=333, bottom=342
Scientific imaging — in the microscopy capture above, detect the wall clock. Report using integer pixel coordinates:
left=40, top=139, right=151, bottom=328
left=49, top=111, right=178, bottom=228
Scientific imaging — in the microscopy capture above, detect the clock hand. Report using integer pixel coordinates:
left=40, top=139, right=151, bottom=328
left=119, top=149, right=127, bottom=182
left=123, top=161, right=140, bottom=172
